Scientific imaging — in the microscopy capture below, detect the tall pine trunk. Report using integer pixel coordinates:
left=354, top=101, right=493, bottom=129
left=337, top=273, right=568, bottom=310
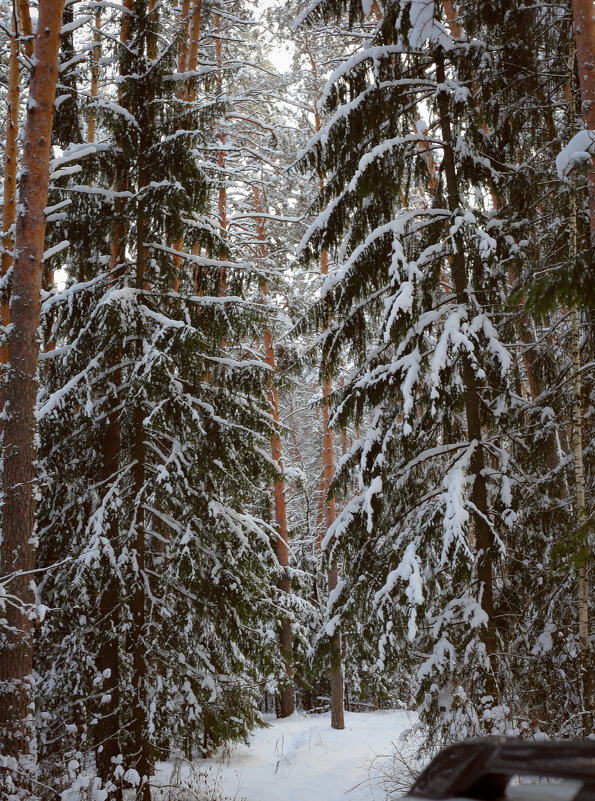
left=255, top=188, right=296, bottom=718
left=571, top=0, right=595, bottom=247
left=17, top=0, right=34, bottom=58
left=185, top=0, right=202, bottom=105
left=0, top=0, right=65, bottom=789
left=569, top=167, right=593, bottom=736
left=172, top=0, right=202, bottom=289
left=321, top=374, right=344, bottom=730
left=306, top=33, right=346, bottom=726
left=568, top=36, right=593, bottom=735
left=130, top=3, right=152, bottom=793
left=1, top=18, right=19, bottom=375
left=320, top=246, right=344, bottom=731
left=87, top=9, right=102, bottom=144
left=570, top=304, right=593, bottom=732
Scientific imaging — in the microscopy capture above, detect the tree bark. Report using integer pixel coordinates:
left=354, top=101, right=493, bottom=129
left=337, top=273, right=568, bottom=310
left=93, top=3, right=132, bottom=794
left=571, top=0, right=595, bottom=247
left=17, top=0, right=34, bottom=59
left=0, top=0, right=65, bottom=790
left=185, top=0, right=202, bottom=105
left=130, top=6, right=152, bottom=793
left=570, top=306, right=593, bottom=733
left=87, top=9, right=102, bottom=144
left=569, top=187, right=593, bottom=734
left=1, top=17, right=19, bottom=375
left=131, top=169, right=151, bottom=801
left=255, top=188, right=296, bottom=718
left=215, top=11, right=226, bottom=249
left=307, top=30, right=346, bottom=726
left=567, top=38, right=593, bottom=734
left=214, top=12, right=227, bottom=301
left=176, top=0, right=191, bottom=79
left=321, top=243, right=344, bottom=730
left=321, top=375, right=345, bottom=730
left=172, top=0, right=202, bottom=290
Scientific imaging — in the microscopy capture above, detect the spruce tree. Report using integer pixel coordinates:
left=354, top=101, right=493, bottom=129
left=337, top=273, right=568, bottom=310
left=294, top=0, right=595, bottom=742
left=35, top=0, right=284, bottom=794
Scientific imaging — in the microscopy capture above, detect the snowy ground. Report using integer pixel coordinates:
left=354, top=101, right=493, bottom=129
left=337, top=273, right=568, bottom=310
left=155, top=709, right=418, bottom=801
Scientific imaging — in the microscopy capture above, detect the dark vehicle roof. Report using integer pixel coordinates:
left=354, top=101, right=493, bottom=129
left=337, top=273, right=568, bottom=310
left=409, top=738, right=595, bottom=801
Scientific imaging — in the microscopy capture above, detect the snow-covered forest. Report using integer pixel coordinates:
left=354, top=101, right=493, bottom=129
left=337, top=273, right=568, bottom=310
left=0, top=0, right=593, bottom=797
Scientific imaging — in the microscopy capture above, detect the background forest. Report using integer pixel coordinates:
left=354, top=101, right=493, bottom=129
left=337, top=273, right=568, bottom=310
left=0, top=0, right=593, bottom=799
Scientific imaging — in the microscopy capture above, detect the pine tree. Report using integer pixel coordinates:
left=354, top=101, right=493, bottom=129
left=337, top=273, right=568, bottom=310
left=0, top=0, right=66, bottom=791
left=1, top=12, right=19, bottom=369
left=34, top=0, right=284, bottom=794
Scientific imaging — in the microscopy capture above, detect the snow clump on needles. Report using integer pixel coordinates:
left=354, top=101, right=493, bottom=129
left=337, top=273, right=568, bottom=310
left=556, top=130, right=595, bottom=179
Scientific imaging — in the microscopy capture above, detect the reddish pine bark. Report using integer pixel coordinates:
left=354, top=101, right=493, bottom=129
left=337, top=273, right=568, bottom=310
left=309, top=35, right=345, bottom=725
left=321, top=374, right=344, bottom=730
left=215, top=12, right=226, bottom=245
left=255, top=188, right=296, bottom=718
left=0, top=0, right=66, bottom=788
left=17, top=0, right=34, bottom=58
left=319, top=249, right=344, bottom=731
left=571, top=0, right=595, bottom=246
left=1, top=19, right=19, bottom=373
left=147, top=0, right=158, bottom=59
left=176, top=0, right=191, bottom=79
left=301, top=24, right=346, bottom=726
left=442, top=0, right=461, bottom=37
left=185, top=0, right=202, bottom=104
left=172, top=0, right=202, bottom=290
left=171, top=0, right=191, bottom=290
left=214, top=13, right=228, bottom=302
left=87, top=9, right=102, bottom=143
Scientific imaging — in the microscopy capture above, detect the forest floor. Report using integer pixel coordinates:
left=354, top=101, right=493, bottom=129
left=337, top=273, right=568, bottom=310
left=155, top=709, right=419, bottom=801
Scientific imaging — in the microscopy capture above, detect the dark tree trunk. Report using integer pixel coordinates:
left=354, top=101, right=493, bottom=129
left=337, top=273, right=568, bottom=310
left=435, top=50, right=498, bottom=688
left=571, top=0, right=595, bottom=247
left=322, top=376, right=345, bottom=731
left=130, top=12, right=152, bottom=792
left=93, top=1, right=133, bottom=792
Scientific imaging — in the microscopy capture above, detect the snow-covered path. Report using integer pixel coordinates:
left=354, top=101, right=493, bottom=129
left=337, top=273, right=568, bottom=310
left=157, top=710, right=416, bottom=801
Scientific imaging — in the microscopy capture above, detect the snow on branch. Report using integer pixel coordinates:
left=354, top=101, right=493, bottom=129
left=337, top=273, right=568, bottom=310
left=42, top=240, right=69, bottom=261
left=320, top=46, right=404, bottom=106
left=555, top=130, right=595, bottom=179
left=407, top=0, right=452, bottom=50
left=60, top=14, right=93, bottom=34
left=294, top=0, right=327, bottom=29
